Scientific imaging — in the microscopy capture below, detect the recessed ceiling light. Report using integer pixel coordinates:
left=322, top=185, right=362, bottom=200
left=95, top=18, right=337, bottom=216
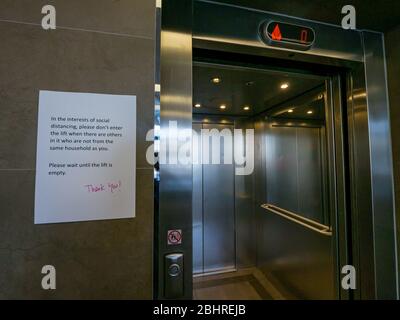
left=194, top=103, right=201, bottom=108
left=307, top=110, right=313, bottom=114
left=212, top=77, right=221, bottom=84
left=288, top=109, right=294, bottom=113
left=243, top=106, right=251, bottom=111
left=280, top=83, right=289, bottom=89
left=220, top=104, right=226, bottom=110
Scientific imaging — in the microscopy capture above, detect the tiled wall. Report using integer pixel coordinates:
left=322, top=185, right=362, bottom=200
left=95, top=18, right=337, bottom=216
left=0, top=1, right=155, bottom=299
left=386, top=24, right=400, bottom=289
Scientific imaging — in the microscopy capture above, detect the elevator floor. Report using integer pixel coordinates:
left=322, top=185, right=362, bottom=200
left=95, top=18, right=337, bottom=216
left=193, top=268, right=286, bottom=300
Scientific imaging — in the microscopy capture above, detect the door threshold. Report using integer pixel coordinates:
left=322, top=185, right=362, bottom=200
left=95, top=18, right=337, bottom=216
left=193, top=268, right=237, bottom=278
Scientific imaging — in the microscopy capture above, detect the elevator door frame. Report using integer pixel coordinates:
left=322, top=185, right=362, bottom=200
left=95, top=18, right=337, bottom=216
left=157, top=0, right=398, bottom=300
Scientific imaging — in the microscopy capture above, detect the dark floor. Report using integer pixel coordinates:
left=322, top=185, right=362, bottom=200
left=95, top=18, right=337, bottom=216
left=193, top=268, right=286, bottom=300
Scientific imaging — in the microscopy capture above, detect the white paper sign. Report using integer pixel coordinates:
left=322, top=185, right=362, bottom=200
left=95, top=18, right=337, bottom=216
left=34, top=91, right=136, bottom=224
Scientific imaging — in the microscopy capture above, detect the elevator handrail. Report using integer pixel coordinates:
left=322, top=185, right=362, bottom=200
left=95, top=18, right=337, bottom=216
left=261, top=203, right=333, bottom=236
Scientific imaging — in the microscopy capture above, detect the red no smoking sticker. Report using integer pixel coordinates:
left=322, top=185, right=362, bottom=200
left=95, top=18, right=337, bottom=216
left=167, top=229, right=182, bottom=245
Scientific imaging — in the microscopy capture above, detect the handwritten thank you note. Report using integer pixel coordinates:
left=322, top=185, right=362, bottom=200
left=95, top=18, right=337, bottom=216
left=34, top=91, right=136, bottom=224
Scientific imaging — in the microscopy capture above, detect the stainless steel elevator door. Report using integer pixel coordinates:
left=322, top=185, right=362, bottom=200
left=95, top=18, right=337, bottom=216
left=192, top=123, right=235, bottom=274
left=193, top=123, right=203, bottom=274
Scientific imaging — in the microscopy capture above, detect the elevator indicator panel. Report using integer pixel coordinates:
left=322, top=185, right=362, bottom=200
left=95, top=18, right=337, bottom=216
left=261, top=21, right=315, bottom=51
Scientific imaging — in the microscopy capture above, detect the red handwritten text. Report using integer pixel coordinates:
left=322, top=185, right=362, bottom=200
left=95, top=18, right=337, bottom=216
left=84, top=180, right=122, bottom=193
left=108, top=181, right=122, bottom=193
left=85, top=184, right=105, bottom=193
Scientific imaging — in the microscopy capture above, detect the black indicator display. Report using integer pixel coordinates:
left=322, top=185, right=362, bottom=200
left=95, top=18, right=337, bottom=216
left=261, top=21, right=315, bottom=50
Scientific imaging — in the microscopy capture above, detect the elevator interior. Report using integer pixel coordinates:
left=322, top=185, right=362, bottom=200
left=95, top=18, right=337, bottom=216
left=192, top=60, right=337, bottom=299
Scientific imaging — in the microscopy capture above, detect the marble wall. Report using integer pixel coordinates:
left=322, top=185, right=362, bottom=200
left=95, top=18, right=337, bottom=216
left=0, top=0, right=155, bottom=299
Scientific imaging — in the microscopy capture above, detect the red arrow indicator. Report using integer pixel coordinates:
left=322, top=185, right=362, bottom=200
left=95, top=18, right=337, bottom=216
left=271, top=24, right=282, bottom=41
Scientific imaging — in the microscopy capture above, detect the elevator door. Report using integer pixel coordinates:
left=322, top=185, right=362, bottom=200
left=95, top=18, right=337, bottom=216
left=193, top=123, right=235, bottom=274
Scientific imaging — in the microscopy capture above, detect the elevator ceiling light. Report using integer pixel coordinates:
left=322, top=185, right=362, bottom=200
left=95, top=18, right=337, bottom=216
left=307, top=110, right=313, bottom=114
left=194, top=103, right=201, bottom=108
left=243, top=106, right=251, bottom=111
left=220, top=104, right=227, bottom=110
left=211, top=77, right=221, bottom=84
left=280, top=83, right=289, bottom=89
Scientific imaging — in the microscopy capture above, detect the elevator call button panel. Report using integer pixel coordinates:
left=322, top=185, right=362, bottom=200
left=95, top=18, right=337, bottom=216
left=164, top=253, right=184, bottom=298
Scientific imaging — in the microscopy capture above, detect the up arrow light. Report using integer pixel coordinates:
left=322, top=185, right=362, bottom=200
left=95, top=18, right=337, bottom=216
left=271, top=24, right=282, bottom=41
